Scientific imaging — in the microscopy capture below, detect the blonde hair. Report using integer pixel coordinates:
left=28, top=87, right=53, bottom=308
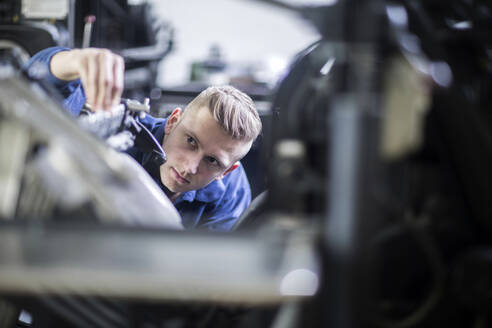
left=185, top=85, right=262, bottom=141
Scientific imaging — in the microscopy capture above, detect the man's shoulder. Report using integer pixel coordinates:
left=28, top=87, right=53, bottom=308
left=194, top=163, right=250, bottom=204
left=223, top=163, right=249, bottom=186
left=138, top=114, right=167, bottom=131
left=136, top=114, right=169, bottom=144
left=125, top=114, right=167, bottom=165
left=208, top=164, right=250, bottom=193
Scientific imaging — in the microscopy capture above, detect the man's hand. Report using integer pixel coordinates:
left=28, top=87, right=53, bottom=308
left=51, top=48, right=125, bottom=112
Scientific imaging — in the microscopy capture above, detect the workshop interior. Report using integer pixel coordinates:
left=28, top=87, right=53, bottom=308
left=1, top=0, right=492, bottom=327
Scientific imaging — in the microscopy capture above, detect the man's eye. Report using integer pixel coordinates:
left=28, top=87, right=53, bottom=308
left=206, top=157, right=218, bottom=165
left=187, top=136, right=196, bottom=146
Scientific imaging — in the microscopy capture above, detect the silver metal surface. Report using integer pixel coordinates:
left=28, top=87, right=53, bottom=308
left=0, top=120, right=30, bottom=218
left=0, top=75, right=182, bottom=229
left=0, top=224, right=319, bottom=304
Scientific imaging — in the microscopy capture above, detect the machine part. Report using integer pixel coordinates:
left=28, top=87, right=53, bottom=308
left=29, top=143, right=91, bottom=211
left=21, top=0, right=69, bottom=19
left=105, top=130, right=134, bottom=151
left=0, top=40, right=30, bottom=63
left=0, top=299, right=17, bottom=327
left=452, top=249, right=492, bottom=311
left=77, top=104, right=127, bottom=139
left=380, top=55, right=431, bottom=160
left=122, top=97, right=150, bottom=112
left=0, top=222, right=319, bottom=305
left=79, top=97, right=166, bottom=163
left=129, top=119, right=167, bottom=166
left=15, top=157, right=57, bottom=220
left=0, top=72, right=180, bottom=229
left=0, top=120, right=30, bottom=218
left=81, top=14, right=95, bottom=48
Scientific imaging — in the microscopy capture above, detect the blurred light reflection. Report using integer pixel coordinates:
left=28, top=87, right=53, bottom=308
left=430, top=61, right=453, bottom=87
left=280, top=269, right=319, bottom=296
left=320, top=57, right=335, bottom=75
left=386, top=5, right=408, bottom=27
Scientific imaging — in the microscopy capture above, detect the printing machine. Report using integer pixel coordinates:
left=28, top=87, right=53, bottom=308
left=2, top=0, right=492, bottom=327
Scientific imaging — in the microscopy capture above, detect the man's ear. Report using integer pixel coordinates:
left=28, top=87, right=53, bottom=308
left=164, top=108, right=182, bottom=134
left=216, top=162, right=240, bottom=180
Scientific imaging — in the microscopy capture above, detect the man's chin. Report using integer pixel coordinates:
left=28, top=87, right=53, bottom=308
left=160, top=176, right=178, bottom=193
left=162, top=179, right=190, bottom=194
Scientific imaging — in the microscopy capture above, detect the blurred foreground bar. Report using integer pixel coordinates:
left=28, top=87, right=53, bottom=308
left=0, top=222, right=319, bottom=304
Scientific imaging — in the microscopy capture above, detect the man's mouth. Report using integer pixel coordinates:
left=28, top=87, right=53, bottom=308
left=172, top=167, right=190, bottom=184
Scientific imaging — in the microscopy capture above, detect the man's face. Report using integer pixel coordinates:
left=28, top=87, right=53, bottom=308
left=159, top=106, right=252, bottom=194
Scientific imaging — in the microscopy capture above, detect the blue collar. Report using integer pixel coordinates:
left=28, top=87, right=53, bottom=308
left=152, top=117, right=166, bottom=145
left=176, top=178, right=226, bottom=204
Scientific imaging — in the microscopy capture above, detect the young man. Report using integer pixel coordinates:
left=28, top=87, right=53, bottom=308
left=25, top=47, right=262, bottom=232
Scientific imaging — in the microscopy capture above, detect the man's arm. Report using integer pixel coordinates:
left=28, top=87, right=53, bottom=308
left=50, top=48, right=125, bottom=112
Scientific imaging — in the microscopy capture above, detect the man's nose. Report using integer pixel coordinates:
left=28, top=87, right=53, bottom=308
left=184, top=154, right=200, bottom=175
